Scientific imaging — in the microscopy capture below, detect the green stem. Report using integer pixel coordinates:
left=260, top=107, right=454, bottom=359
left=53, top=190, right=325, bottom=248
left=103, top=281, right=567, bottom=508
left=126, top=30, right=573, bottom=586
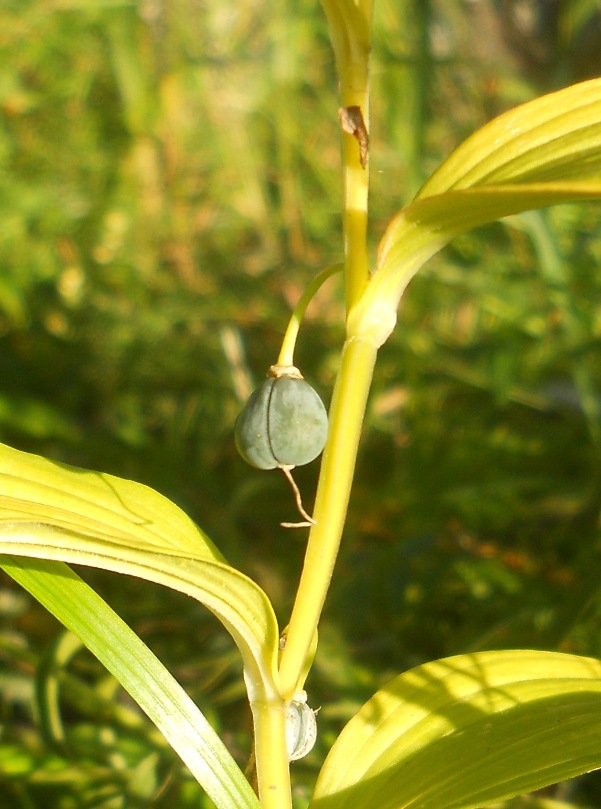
left=278, top=0, right=376, bottom=701
left=253, top=698, right=292, bottom=809
left=279, top=335, right=378, bottom=699
left=319, top=0, right=374, bottom=310
left=341, top=139, right=370, bottom=312
left=277, top=263, right=343, bottom=369
left=340, top=69, right=370, bottom=312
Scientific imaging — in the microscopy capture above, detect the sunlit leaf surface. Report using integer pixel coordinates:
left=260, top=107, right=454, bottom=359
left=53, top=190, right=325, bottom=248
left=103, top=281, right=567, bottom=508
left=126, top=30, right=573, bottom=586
left=349, top=79, right=601, bottom=345
left=311, top=650, right=601, bottom=809
left=0, top=442, right=280, bottom=703
left=418, top=79, right=601, bottom=195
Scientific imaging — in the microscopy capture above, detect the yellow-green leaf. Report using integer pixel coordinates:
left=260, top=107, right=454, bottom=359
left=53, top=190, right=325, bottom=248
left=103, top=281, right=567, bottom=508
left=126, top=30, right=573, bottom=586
left=311, top=650, right=601, bottom=809
left=348, top=184, right=601, bottom=346
left=0, top=442, right=280, bottom=703
left=349, top=79, right=601, bottom=347
left=2, top=556, right=261, bottom=809
left=418, top=78, right=601, bottom=195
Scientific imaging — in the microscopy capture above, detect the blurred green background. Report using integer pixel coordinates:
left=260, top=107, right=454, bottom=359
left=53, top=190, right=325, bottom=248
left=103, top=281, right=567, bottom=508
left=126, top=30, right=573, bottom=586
left=1, top=0, right=601, bottom=806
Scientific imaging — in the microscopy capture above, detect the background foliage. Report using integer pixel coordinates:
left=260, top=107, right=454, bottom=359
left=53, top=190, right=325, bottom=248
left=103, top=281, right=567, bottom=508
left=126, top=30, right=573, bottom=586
left=1, top=1, right=601, bottom=806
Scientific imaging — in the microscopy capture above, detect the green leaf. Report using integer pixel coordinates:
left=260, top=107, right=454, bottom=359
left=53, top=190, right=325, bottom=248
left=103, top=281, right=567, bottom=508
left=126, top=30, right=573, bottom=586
left=348, top=79, right=601, bottom=346
left=0, top=442, right=280, bottom=703
left=418, top=78, right=601, bottom=195
left=310, top=650, right=601, bottom=809
left=0, top=441, right=222, bottom=557
left=1, top=556, right=261, bottom=809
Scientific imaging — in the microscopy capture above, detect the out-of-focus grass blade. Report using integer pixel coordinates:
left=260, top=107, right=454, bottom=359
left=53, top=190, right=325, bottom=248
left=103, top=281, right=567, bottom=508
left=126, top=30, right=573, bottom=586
left=35, top=630, right=85, bottom=745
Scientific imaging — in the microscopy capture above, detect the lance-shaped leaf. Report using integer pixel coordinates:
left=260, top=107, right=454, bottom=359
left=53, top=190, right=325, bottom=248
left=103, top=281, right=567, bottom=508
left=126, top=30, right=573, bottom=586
left=348, top=79, right=601, bottom=346
left=2, top=555, right=261, bottom=809
left=418, top=78, right=601, bottom=195
left=0, top=442, right=280, bottom=704
left=310, top=650, right=601, bottom=809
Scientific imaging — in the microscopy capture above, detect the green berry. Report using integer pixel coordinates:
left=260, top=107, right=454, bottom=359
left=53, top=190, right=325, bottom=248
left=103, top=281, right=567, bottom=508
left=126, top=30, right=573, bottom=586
left=235, top=372, right=328, bottom=470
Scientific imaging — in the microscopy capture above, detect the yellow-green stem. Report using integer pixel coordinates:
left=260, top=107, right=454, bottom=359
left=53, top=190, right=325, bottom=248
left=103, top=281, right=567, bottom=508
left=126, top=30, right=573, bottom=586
left=278, top=0, right=375, bottom=700
left=253, top=698, right=292, bottom=809
left=339, top=53, right=370, bottom=311
left=278, top=335, right=378, bottom=698
left=341, top=127, right=370, bottom=311
left=277, top=263, right=343, bottom=369
left=318, top=1, right=373, bottom=309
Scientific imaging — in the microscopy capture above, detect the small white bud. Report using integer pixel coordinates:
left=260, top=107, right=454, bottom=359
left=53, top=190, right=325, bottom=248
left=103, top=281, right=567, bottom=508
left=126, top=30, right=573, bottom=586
left=286, top=691, right=317, bottom=762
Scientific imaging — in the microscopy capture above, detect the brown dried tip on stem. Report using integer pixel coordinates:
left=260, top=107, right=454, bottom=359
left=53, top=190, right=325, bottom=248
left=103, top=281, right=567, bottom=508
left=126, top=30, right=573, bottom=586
left=338, top=105, right=369, bottom=169
left=279, top=465, right=316, bottom=529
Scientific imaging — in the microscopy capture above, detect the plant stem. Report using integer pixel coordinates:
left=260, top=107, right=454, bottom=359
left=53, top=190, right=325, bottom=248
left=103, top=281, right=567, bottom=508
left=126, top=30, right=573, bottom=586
left=339, top=69, right=371, bottom=313
left=278, top=0, right=375, bottom=703
left=277, top=263, right=343, bottom=369
left=319, top=0, right=373, bottom=311
left=340, top=114, right=370, bottom=311
left=253, top=698, right=292, bottom=809
left=278, top=335, right=378, bottom=699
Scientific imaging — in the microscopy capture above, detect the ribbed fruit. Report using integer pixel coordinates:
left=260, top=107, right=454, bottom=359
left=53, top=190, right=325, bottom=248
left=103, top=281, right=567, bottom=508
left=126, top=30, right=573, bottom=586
left=235, top=374, right=328, bottom=470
